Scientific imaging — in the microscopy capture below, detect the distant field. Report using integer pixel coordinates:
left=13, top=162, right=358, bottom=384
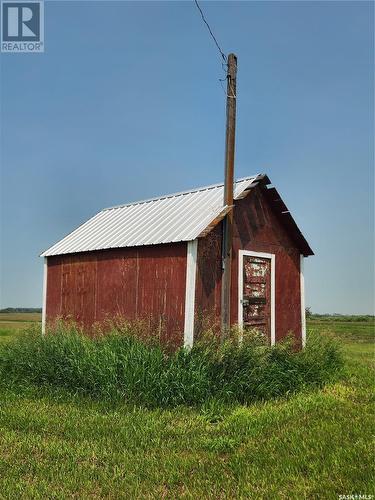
left=308, top=317, right=374, bottom=343
left=0, top=312, right=41, bottom=341
left=0, top=313, right=41, bottom=323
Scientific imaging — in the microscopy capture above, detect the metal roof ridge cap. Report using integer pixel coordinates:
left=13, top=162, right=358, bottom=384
left=101, top=185, right=221, bottom=211
left=101, top=174, right=262, bottom=212
left=233, top=174, right=264, bottom=200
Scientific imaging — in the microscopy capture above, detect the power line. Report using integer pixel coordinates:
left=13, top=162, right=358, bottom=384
left=219, top=77, right=227, bottom=95
left=194, top=0, right=227, bottom=63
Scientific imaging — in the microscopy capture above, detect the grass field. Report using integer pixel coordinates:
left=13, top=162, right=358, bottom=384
left=0, top=312, right=41, bottom=342
left=0, top=315, right=373, bottom=498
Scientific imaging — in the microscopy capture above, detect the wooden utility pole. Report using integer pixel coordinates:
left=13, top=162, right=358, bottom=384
left=221, top=53, right=237, bottom=338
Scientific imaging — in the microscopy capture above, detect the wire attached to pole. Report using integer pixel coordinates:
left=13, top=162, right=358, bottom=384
left=194, top=0, right=227, bottom=63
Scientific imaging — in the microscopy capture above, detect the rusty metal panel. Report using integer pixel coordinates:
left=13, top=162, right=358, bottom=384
left=41, top=176, right=264, bottom=257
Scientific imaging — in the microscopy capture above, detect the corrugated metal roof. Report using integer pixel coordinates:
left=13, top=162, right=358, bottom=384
left=41, top=174, right=265, bottom=257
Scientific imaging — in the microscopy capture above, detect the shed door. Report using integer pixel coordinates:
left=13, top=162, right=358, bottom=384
left=241, top=254, right=272, bottom=337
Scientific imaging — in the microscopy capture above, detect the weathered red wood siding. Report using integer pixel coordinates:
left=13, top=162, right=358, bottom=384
left=195, top=186, right=302, bottom=342
left=46, top=243, right=187, bottom=347
left=195, top=223, right=222, bottom=334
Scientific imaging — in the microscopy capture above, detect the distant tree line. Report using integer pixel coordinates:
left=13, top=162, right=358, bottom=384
left=0, top=308, right=42, bottom=313
left=306, top=307, right=374, bottom=322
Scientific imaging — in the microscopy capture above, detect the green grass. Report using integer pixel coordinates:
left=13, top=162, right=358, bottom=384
left=0, top=315, right=373, bottom=498
left=0, top=323, right=343, bottom=407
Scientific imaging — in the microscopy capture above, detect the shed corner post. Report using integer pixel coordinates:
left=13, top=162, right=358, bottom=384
left=270, top=253, right=276, bottom=346
left=300, top=254, right=306, bottom=348
left=42, top=257, right=48, bottom=335
left=184, top=239, right=198, bottom=349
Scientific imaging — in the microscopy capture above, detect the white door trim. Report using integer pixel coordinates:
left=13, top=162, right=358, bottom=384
left=184, top=239, right=198, bottom=348
left=42, top=257, right=47, bottom=335
left=300, top=254, right=306, bottom=348
left=238, top=250, right=276, bottom=346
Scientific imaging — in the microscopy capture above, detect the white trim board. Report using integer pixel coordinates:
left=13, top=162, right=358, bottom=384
left=42, top=257, right=47, bottom=335
left=238, top=250, right=276, bottom=346
left=184, top=239, right=198, bottom=348
left=300, top=254, right=306, bottom=348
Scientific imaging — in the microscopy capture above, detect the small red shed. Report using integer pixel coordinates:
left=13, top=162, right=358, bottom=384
left=41, top=174, right=313, bottom=348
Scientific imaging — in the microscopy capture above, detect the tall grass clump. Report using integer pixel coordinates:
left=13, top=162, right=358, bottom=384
left=0, top=323, right=343, bottom=407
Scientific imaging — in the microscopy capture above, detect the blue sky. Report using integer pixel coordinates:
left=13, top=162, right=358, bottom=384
left=0, top=0, right=373, bottom=314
